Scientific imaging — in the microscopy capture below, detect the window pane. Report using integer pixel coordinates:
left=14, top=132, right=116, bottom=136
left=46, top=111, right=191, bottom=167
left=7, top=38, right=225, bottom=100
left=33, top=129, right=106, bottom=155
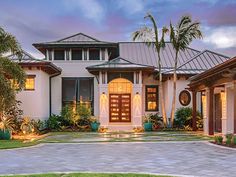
left=89, top=48, right=100, bottom=60
left=101, top=48, right=105, bottom=60
left=72, top=49, right=82, bottom=60
left=62, top=79, right=76, bottom=101
left=54, top=50, right=64, bottom=60
left=25, top=76, right=35, bottom=90
left=78, top=79, right=92, bottom=101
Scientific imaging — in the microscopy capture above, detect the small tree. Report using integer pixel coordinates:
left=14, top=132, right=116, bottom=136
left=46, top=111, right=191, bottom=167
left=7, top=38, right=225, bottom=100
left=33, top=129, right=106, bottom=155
left=133, top=13, right=168, bottom=127
left=0, top=27, right=25, bottom=116
left=169, top=16, right=202, bottom=127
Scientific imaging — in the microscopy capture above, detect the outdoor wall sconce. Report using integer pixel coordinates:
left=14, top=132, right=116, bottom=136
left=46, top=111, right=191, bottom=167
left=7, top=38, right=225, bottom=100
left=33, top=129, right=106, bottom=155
left=102, top=92, right=105, bottom=94
left=136, top=92, right=139, bottom=94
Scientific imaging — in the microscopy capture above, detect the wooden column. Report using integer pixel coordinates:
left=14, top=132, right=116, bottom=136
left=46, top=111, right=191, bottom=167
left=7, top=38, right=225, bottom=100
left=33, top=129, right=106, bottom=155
left=192, top=91, right=197, bottom=131
left=234, top=84, right=236, bottom=134
left=208, top=87, right=214, bottom=135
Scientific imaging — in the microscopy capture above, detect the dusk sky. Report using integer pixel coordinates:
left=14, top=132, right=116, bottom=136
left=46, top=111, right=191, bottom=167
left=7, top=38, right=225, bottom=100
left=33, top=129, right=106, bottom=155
left=0, top=0, right=236, bottom=58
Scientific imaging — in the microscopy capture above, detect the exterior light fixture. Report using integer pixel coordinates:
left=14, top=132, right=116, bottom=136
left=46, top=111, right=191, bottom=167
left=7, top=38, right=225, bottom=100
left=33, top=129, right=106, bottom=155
left=102, top=92, right=105, bottom=94
left=136, top=92, right=139, bottom=94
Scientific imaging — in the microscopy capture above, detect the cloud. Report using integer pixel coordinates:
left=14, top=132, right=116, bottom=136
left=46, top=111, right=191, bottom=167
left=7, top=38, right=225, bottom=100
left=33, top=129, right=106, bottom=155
left=63, top=0, right=105, bottom=22
left=203, top=26, right=236, bottom=48
left=115, top=0, right=145, bottom=15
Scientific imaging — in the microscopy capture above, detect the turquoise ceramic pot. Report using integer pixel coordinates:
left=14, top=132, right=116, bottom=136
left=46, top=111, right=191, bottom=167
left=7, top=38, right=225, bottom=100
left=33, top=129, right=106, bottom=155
left=0, top=129, right=11, bottom=140
left=91, top=122, right=100, bottom=132
left=144, top=122, right=153, bottom=131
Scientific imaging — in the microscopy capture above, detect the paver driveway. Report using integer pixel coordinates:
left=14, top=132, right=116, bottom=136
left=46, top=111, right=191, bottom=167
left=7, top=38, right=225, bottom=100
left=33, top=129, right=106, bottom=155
left=0, top=142, right=235, bottom=177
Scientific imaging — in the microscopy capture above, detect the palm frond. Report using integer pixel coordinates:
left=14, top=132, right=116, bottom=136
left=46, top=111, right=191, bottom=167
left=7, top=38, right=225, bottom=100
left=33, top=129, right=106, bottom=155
left=132, top=26, right=155, bottom=47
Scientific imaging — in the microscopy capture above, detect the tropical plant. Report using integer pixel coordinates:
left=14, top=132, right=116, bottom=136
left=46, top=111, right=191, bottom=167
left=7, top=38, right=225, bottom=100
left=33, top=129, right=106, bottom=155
left=90, top=116, right=99, bottom=123
left=214, top=136, right=223, bottom=145
left=233, top=136, right=236, bottom=145
left=174, top=107, right=202, bottom=129
left=169, top=16, right=203, bottom=127
left=20, top=117, right=34, bottom=134
left=133, top=13, right=168, bottom=127
left=0, top=26, right=26, bottom=115
left=226, top=134, right=233, bottom=146
left=0, top=115, right=15, bottom=132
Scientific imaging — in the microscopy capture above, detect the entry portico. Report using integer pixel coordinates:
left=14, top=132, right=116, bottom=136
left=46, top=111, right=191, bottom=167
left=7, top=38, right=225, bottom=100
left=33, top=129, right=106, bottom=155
left=87, top=57, right=154, bottom=130
left=189, top=56, right=236, bottom=135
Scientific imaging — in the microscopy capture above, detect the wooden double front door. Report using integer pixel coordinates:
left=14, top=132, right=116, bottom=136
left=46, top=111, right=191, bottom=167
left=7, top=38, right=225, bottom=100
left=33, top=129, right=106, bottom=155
left=109, top=94, right=131, bottom=122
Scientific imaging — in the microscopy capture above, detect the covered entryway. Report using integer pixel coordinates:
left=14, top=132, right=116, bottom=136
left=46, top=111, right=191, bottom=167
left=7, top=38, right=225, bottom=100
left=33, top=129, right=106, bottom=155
left=109, top=78, right=132, bottom=122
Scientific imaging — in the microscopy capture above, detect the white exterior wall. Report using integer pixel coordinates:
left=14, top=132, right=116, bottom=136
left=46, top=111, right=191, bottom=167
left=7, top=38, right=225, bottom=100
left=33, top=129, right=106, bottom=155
left=51, top=61, right=103, bottom=116
left=16, top=68, right=49, bottom=120
left=142, top=74, right=201, bottom=119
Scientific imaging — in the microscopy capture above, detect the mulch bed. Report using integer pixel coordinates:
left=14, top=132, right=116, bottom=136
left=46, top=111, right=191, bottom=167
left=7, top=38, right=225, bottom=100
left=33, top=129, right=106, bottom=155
left=211, top=142, right=236, bottom=148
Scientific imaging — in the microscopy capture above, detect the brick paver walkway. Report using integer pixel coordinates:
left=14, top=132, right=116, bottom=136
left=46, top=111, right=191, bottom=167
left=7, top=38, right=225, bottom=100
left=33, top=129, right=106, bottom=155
left=0, top=142, right=235, bottom=177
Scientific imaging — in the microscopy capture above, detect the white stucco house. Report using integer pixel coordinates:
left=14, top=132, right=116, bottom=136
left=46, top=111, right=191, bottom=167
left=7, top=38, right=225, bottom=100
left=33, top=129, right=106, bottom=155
left=11, top=33, right=231, bottom=132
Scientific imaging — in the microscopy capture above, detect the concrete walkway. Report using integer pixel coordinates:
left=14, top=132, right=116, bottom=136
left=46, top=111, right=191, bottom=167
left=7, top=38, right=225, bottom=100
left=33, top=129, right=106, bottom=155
left=0, top=142, right=235, bottom=177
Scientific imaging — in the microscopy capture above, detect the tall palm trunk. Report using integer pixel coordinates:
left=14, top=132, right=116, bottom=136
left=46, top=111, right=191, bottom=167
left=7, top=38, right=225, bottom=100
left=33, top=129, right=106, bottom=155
left=170, top=51, right=178, bottom=127
left=157, top=53, right=167, bottom=126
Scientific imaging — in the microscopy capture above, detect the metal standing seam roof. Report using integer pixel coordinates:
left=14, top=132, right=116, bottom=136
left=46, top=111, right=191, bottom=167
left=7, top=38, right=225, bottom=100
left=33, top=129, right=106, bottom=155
left=86, top=56, right=155, bottom=71
left=33, top=33, right=117, bottom=45
left=119, top=42, right=200, bottom=69
left=8, top=50, right=61, bottom=74
left=119, top=42, right=230, bottom=75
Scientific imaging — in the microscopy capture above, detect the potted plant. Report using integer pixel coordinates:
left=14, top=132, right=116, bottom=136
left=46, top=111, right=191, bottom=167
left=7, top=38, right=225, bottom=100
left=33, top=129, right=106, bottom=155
left=90, top=116, right=100, bottom=132
left=143, top=115, right=153, bottom=131
left=0, top=115, right=15, bottom=140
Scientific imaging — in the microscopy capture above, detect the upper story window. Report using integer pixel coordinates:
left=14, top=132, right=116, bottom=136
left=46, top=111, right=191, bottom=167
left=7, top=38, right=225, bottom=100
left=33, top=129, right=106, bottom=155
left=25, top=75, right=35, bottom=91
left=101, top=48, right=105, bottom=60
left=89, top=48, right=100, bottom=60
left=48, top=50, right=53, bottom=61
left=72, top=49, right=82, bottom=60
left=54, top=50, right=64, bottom=60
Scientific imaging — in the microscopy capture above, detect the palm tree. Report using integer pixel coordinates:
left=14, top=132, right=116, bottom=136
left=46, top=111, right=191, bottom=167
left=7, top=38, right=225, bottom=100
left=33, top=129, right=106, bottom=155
left=133, top=13, right=168, bottom=127
left=0, top=26, right=25, bottom=114
left=169, top=16, right=203, bottom=127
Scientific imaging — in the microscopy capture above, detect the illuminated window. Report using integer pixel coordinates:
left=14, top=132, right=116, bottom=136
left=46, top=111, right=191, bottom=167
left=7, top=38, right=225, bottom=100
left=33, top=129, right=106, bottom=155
left=146, top=85, right=158, bottom=111
left=25, top=75, right=35, bottom=90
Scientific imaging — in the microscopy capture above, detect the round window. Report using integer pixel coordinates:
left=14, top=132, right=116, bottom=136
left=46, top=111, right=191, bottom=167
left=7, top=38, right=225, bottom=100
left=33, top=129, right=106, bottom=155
left=179, top=90, right=191, bottom=106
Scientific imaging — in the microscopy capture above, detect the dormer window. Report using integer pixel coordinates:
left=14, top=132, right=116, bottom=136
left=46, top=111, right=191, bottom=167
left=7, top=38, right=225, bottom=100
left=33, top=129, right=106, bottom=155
left=72, top=49, right=82, bottom=60
left=54, top=50, right=64, bottom=60
left=89, top=48, right=100, bottom=60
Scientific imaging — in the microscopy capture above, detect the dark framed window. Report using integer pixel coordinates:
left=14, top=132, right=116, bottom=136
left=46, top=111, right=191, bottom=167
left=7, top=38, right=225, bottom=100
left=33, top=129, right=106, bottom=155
left=179, top=90, right=191, bottom=106
left=62, top=77, right=94, bottom=114
left=54, top=50, right=64, bottom=60
left=72, top=49, right=82, bottom=60
left=48, top=50, right=52, bottom=60
left=89, top=48, right=100, bottom=60
left=145, top=85, right=158, bottom=111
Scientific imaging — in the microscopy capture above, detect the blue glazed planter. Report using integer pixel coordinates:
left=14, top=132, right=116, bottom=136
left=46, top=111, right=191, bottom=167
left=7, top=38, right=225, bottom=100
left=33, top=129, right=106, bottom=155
left=144, top=122, right=153, bottom=131
left=91, top=122, right=100, bottom=132
left=0, top=129, right=12, bottom=140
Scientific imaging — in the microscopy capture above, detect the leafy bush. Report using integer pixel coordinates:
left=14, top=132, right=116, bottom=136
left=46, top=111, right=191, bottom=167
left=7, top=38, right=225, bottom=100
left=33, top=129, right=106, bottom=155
left=226, top=134, right=233, bottom=145
left=20, top=117, right=34, bottom=134
left=174, top=107, right=202, bottom=129
left=233, top=136, right=236, bottom=145
left=214, top=136, right=223, bottom=145
left=46, top=114, right=63, bottom=130
left=76, top=105, right=91, bottom=119
left=149, top=113, right=163, bottom=129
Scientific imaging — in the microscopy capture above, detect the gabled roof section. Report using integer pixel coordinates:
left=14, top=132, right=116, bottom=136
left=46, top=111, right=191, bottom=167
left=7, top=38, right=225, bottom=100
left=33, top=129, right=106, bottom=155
left=8, top=50, right=61, bottom=75
left=57, top=33, right=100, bottom=42
left=86, top=56, right=155, bottom=72
left=171, top=50, right=230, bottom=75
left=119, top=42, right=200, bottom=69
left=33, top=33, right=117, bottom=47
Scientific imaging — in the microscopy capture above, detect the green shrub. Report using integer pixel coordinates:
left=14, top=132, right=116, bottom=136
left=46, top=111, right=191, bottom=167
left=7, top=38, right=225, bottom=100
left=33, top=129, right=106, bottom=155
left=233, top=136, right=236, bottom=145
left=149, top=113, right=163, bottom=127
left=46, top=114, right=62, bottom=130
left=214, top=136, right=223, bottom=144
left=76, top=104, right=91, bottom=119
left=174, top=107, right=202, bottom=129
left=226, top=134, right=233, bottom=145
